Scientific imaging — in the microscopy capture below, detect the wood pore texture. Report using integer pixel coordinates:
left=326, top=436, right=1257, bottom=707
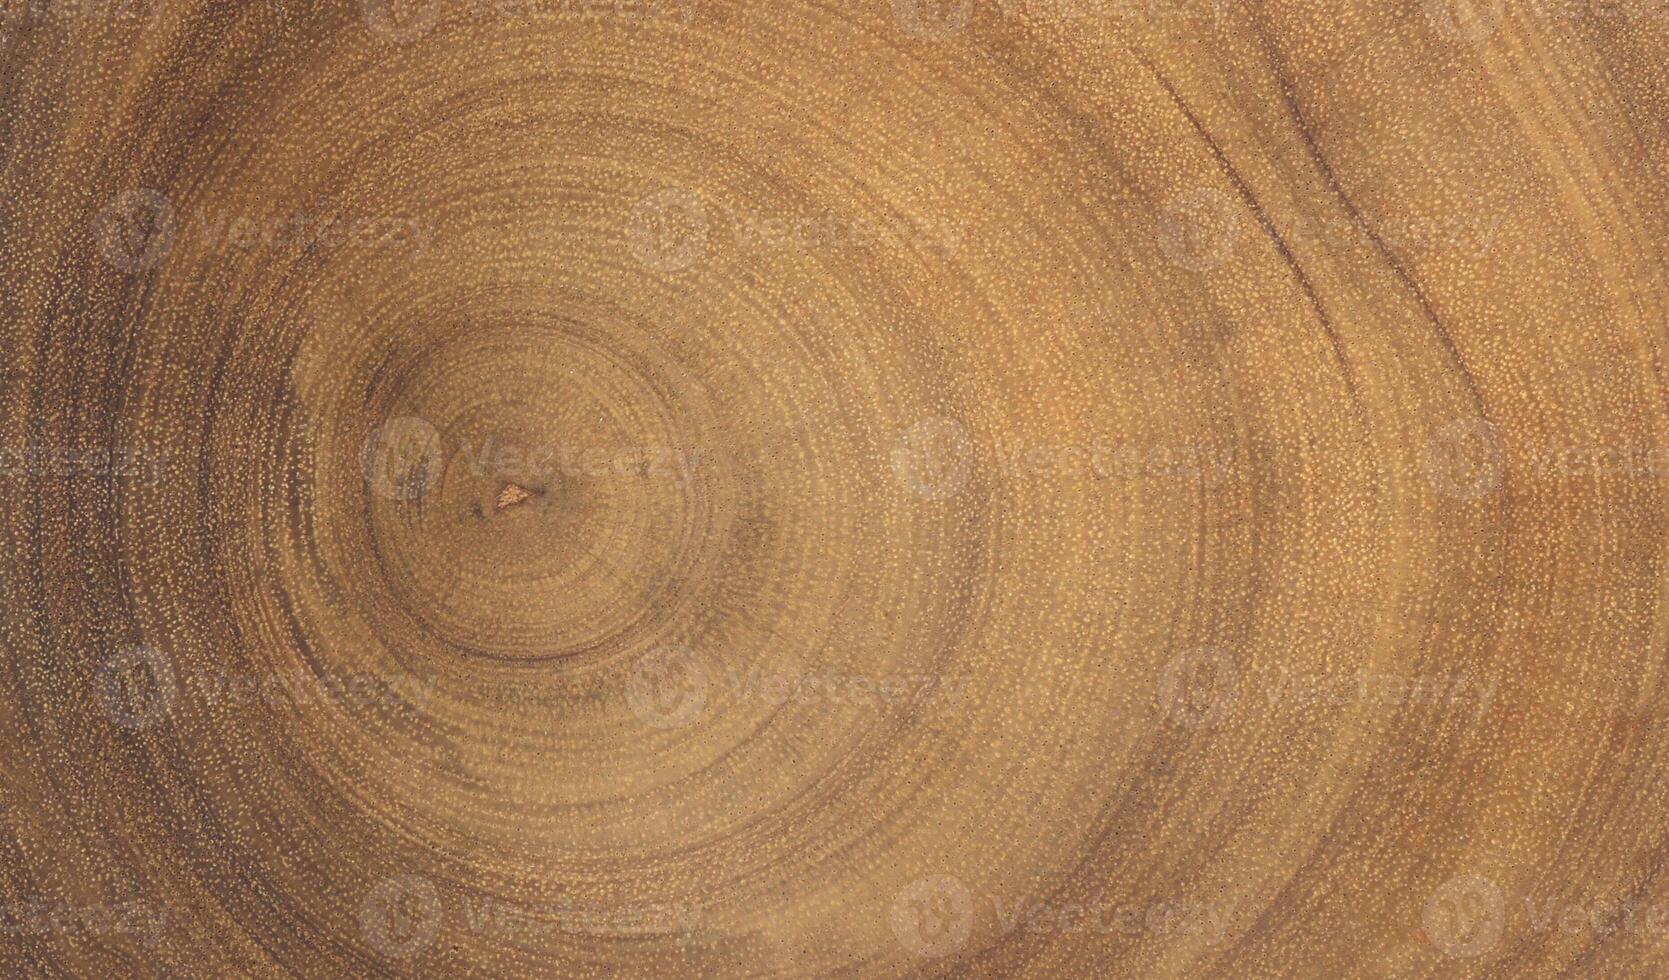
left=3, top=0, right=1669, bottom=977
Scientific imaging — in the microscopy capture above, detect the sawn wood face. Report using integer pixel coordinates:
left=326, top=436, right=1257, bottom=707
left=2, top=1, right=1667, bottom=976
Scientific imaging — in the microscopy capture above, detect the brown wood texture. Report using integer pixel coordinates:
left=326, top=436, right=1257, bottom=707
left=4, top=0, right=1669, bottom=976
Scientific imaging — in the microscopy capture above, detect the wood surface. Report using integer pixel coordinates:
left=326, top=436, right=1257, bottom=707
left=3, top=0, right=1669, bottom=976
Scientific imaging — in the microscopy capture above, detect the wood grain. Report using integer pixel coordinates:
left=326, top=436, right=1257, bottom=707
left=3, top=0, right=1669, bottom=976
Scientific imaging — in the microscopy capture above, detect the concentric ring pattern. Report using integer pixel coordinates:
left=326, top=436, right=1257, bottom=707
left=4, top=0, right=1669, bottom=976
